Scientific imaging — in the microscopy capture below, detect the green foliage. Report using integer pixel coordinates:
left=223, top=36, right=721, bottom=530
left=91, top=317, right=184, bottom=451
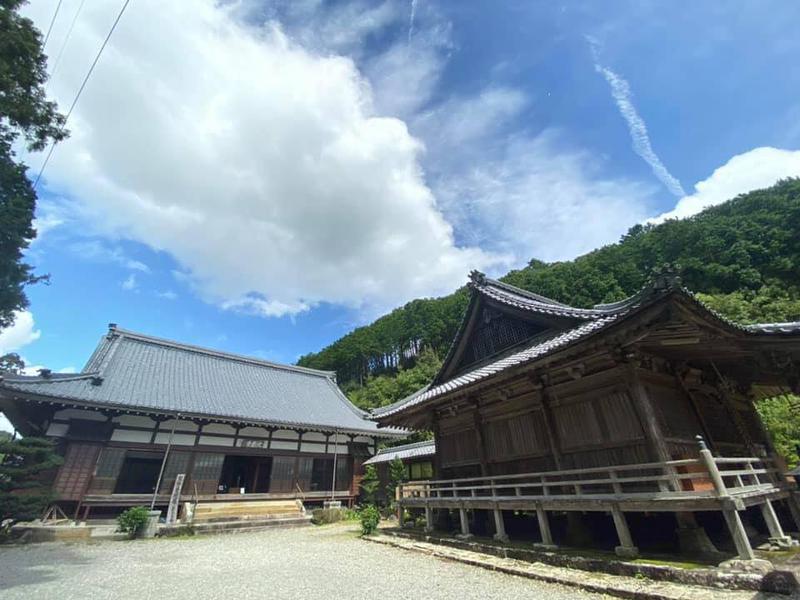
left=0, top=352, right=24, bottom=374
left=300, top=179, right=800, bottom=414
left=359, top=464, right=379, bottom=505
left=346, top=347, right=442, bottom=410
left=756, top=396, right=800, bottom=468
left=0, top=0, right=68, bottom=329
left=386, top=457, right=406, bottom=507
left=116, top=506, right=151, bottom=536
left=0, top=436, right=62, bottom=521
left=359, top=504, right=380, bottom=535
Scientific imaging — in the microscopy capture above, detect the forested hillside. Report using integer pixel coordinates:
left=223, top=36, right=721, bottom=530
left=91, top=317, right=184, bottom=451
left=299, top=179, right=800, bottom=413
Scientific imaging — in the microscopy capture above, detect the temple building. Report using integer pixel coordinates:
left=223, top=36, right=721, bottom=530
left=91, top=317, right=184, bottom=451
left=372, top=270, right=800, bottom=559
left=0, top=325, right=403, bottom=521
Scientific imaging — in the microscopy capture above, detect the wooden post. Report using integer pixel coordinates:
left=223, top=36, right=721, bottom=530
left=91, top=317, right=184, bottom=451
left=538, top=383, right=564, bottom=471
left=626, top=365, right=677, bottom=491
left=534, top=503, right=555, bottom=548
left=698, top=436, right=755, bottom=560
left=424, top=505, right=434, bottom=533
left=611, top=503, right=639, bottom=558
left=472, top=402, right=489, bottom=477
left=493, top=505, right=508, bottom=543
left=760, top=500, right=790, bottom=542
left=458, top=506, right=471, bottom=538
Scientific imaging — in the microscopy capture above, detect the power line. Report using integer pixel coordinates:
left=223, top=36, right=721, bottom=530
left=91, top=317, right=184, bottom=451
left=42, top=0, right=65, bottom=50
left=33, top=0, right=133, bottom=191
left=48, top=0, right=88, bottom=84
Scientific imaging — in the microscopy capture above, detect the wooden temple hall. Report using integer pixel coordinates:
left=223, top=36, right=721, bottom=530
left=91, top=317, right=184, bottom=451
left=372, top=270, right=800, bottom=559
left=0, top=325, right=404, bottom=521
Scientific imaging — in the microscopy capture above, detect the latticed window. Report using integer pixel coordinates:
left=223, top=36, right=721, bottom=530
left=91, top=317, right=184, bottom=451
left=459, top=308, right=544, bottom=370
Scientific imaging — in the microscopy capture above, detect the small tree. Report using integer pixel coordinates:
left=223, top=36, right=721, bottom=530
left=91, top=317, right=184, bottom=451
left=386, top=457, right=406, bottom=508
left=360, top=464, right=379, bottom=505
left=0, top=436, right=63, bottom=522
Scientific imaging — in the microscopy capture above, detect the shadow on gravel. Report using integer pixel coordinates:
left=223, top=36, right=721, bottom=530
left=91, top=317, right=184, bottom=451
left=0, top=543, right=93, bottom=592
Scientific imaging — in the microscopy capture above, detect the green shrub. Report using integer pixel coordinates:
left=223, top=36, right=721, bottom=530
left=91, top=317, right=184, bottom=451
left=360, top=505, right=380, bottom=535
left=116, top=506, right=150, bottom=537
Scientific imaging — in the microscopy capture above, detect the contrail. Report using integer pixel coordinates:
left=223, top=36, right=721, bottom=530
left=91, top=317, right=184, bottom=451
left=588, top=38, right=686, bottom=197
left=408, top=0, right=418, bottom=43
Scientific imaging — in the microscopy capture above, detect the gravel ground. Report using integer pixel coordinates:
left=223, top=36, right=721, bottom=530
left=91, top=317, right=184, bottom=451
left=0, top=524, right=609, bottom=600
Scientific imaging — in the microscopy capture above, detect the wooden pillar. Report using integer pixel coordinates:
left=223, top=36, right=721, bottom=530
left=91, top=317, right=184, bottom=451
left=698, top=436, right=755, bottom=560
left=761, top=500, right=790, bottom=542
left=472, top=402, right=489, bottom=477
left=625, top=365, right=674, bottom=478
left=538, top=381, right=563, bottom=470
left=431, top=411, right=443, bottom=479
left=458, top=506, right=471, bottom=538
left=534, top=503, right=555, bottom=548
left=611, top=503, right=639, bottom=558
left=424, top=505, right=434, bottom=533
left=492, top=505, right=508, bottom=543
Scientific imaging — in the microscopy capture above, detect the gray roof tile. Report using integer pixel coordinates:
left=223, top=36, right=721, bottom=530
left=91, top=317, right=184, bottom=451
left=1, top=326, right=402, bottom=437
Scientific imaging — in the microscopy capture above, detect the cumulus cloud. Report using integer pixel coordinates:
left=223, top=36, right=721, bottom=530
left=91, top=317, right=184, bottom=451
left=26, top=1, right=502, bottom=317
left=589, top=39, right=686, bottom=197
left=0, top=311, right=42, bottom=355
left=651, top=147, right=800, bottom=223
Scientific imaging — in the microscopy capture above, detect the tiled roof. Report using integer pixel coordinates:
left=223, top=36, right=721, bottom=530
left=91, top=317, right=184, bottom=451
left=1, top=326, right=403, bottom=437
left=372, top=271, right=800, bottom=421
left=373, top=316, right=619, bottom=418
left=363, top=440, right=435, bottom=465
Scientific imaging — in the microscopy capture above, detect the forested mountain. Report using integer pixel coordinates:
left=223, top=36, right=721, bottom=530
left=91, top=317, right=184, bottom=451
left=299, top=179, right=800, bottom=411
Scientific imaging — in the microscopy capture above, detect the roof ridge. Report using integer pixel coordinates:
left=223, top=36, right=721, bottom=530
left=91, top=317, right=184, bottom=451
left=1, top=372, right=99, bottom=384
left=108, top=325, right=336, bottom=378
left=470, top=272, right=569, bottom=307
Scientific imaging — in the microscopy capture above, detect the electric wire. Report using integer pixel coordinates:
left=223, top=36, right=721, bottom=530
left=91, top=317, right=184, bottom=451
left=33, top=0, right=132, bottom=191
left=42, top=0, right=65, bottom=50
left=47, top=0, right=88, bottom=85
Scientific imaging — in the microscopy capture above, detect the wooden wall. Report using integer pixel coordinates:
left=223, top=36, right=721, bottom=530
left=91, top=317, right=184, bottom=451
left=434, top=361, right=759, bottom=479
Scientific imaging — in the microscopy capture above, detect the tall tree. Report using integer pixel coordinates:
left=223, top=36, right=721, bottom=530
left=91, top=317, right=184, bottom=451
left=0, top=0, right=67, bottom=329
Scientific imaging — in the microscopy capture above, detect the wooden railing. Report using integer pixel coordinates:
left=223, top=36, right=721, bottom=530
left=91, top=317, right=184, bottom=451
left=397, top=455, right=784, bottom=505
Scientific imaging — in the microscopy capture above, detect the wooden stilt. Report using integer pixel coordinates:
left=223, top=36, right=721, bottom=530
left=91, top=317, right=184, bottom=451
left=611, top=504, right=639, bottom=558
left=424, top=506, right=434, bottom=533
left=722, top=507, right=755, bottom=560
left=761, top=499, right=793, bottom=545
left=458, top=507, right=471, bottom=538
left=535, top=503, right=555, bottom=548
left=492, top=506, right=508, bottom=543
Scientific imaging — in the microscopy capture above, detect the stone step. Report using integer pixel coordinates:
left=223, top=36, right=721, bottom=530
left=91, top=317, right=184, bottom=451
left=193, top=511, right=304, bottom=524
left=189, top=515, right=312, bottom=535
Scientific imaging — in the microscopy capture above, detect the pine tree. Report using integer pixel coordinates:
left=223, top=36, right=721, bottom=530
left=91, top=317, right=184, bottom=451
left=0, top=437, right=63, bottom=521
left=359, top=464, right=379, bottom=505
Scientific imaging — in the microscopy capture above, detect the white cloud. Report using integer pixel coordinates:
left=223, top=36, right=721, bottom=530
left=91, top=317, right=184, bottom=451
left=0, top=311, right=42, bottom=355
left=589, top=40, right=686, bottom=197
left=650, top=147, right=800, bottom=223
left=26, top=0, right=501, bottom=317
left=70, top=240, right=150, bottom=272
left=121, top=273, right=137, bottom=291
left=434, top=131, right=655, bottom=261
left=156, top=290, right=178, bottom=300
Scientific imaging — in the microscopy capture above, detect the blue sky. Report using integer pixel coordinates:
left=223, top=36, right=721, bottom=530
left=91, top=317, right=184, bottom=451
left=3, top=0, right=800, bottom=402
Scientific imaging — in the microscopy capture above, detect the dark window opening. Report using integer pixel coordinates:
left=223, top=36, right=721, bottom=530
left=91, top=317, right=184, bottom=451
left=114, top=452, right=163, bottom=494
left=218, top=455, right=272, bottom=493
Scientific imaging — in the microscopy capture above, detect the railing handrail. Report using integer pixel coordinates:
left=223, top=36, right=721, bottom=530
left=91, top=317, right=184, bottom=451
left=400, top=458, right=704, bottom=488
left=397, top=451, right=780, bottom=502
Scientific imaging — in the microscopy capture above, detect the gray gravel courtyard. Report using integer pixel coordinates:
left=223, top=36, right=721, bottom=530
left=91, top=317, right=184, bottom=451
left=0, top=524, right=608, bottom=600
